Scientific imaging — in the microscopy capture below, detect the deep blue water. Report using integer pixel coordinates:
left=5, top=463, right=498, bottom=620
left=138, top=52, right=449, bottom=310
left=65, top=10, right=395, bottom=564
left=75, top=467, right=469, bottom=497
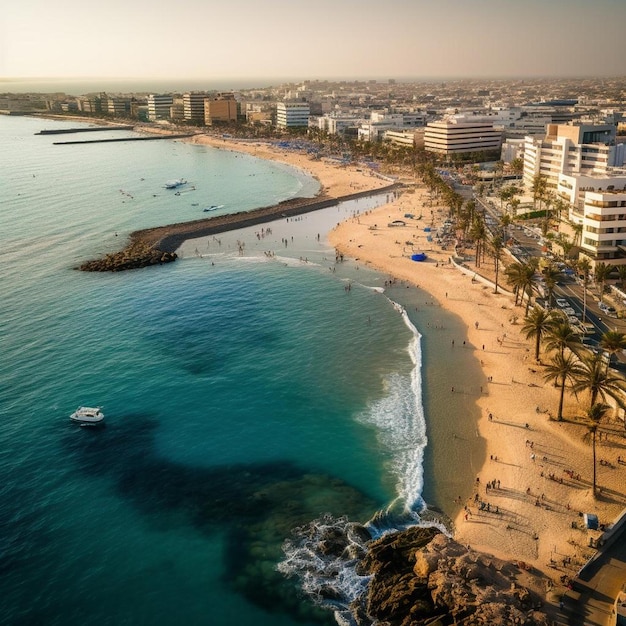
left=0, top=116, right=427, bottom=625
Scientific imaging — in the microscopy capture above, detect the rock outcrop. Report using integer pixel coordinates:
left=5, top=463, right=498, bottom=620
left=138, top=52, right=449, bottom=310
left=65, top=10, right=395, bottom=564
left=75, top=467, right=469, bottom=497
left=354, top=530, right=551, bottom=626
left=78, top=241, right=177, bottom=272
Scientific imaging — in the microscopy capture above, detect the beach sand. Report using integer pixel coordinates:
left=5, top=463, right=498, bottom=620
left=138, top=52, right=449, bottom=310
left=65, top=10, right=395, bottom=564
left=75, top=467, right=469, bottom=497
left=174, top=133, right=626, bottom=593
left=326, top=187, right=626, bottom=581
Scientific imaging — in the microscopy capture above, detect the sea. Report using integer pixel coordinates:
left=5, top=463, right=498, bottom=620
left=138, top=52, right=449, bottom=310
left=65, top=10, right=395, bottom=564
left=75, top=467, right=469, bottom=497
left=0, top=115, right=477, bottom=626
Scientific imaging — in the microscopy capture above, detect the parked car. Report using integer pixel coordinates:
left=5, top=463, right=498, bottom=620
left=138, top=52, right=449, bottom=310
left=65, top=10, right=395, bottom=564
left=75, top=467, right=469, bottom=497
left=556, top=298, right=568, bottom=307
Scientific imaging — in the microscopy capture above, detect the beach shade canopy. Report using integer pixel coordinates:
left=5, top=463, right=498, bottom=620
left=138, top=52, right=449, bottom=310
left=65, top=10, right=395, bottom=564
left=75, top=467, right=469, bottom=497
left=424, top=227, right=431, bottom=232
left=411, top=253, right=427, bottom=262
left=583, top=513, right=599, bottom=530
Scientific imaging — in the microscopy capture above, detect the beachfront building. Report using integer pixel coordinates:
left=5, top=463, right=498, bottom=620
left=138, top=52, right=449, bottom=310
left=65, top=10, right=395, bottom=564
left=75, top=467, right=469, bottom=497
left=310, top=113, right=365, bottom=136
left=204, top=93, right=238, bottom=125
left=424, top=117, right=502, bottom=156
left=183, top=92, right=209, bottom=124
left=276, top=102, right=310, bottom=128
left=100, top=93, right=132, bottom=117
left=384, top=129, right=420, bottom=148
left=556, top=172, right=626, bottom=267
left=522, top=123, right=626, bottom=193
left=147, top=94, right=173, bottom=121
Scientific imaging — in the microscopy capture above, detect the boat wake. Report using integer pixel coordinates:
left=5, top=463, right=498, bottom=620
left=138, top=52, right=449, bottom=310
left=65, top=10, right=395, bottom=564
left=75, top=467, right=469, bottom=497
left=278, top=297, right=445, bottom=625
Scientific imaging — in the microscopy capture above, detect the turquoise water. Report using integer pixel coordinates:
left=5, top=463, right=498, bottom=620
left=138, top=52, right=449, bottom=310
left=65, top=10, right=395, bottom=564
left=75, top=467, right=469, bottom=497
left=0, top=116, right=430, bottom=625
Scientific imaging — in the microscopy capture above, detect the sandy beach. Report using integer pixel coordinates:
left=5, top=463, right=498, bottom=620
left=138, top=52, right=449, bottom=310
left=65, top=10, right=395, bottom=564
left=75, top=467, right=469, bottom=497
left=181, top=133, right=626, bottom=592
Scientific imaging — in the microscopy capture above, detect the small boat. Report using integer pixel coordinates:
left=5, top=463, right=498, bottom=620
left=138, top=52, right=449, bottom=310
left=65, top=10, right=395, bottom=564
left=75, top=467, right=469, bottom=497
left=203, top=205, right=223, bottom=212
left=70, top=406, right=104, bottom=424
left=164, top=178, right=187, bottom=189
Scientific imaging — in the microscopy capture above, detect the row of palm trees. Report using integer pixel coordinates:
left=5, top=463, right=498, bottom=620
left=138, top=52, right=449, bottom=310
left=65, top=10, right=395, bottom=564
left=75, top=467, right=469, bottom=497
left=521, top=304, right=626, bottom=495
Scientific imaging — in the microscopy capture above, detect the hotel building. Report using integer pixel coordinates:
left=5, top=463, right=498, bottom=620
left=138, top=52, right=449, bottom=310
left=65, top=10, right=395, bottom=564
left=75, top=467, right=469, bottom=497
left=424, top=117, right=502, bottom=156
left=204, top=93, right=238, bottom=125
left=183, top=92, right=209, bottom=124
left=276, top=102, right=310, bottom=128
left=147, top=94, right=173, bottom=121
left=522, top=123, right=625, bottom=192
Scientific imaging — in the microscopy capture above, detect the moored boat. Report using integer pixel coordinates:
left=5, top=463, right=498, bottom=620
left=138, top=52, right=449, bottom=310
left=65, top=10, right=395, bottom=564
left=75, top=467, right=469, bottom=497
left=164, top=178, right=187, bottom=189
left=70, top=406, right=104, bottom=424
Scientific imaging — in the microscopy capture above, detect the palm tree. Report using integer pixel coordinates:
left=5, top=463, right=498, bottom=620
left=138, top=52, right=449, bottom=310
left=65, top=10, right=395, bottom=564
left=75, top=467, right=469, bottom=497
left=543, top=352, right=585, bottom=421
left=593, top=262, right=614, bottom=303
left=572, top=351, right=626, bottom=410
left=541, top=263, right=562, bottom=309
left=578, top=257, right=592, bottom=324
left=617, top=265, right=626, bottom=290
left=581, top=403, right=610, bottom=496
left=505, top=260, right=538, bottom=315
left=523, top=306, right=557, bottom=361
left=544, top=319, right=584, bottom=357
left=532, top=174, right=548, bottom=210
left=489, top=235, right=504, bottom=294
left=599, top=330, right=626, bottom=373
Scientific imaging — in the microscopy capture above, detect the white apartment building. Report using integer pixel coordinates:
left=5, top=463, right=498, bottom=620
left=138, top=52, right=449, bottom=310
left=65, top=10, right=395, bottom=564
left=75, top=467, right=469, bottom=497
left=183, top=92, right=208, bottom=124
left=522, top=123, right=625, bottom=192
left=310, top=113, right=364, bottom=135
left=555, top=172, right=626, bottom=266
left=276, top=102, right=310, bottom=128
left=147, top=94, right=173, bottom=121
left=423, top=117, right=502, bottom=155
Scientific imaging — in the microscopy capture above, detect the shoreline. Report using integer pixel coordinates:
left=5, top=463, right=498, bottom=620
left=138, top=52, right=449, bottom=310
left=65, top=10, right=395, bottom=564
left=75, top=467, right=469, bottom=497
left=50, top=114, right=625, bottom=611
left=166, top=128, right=625, bottom=597
left=326, top=185, right=626, bottom=591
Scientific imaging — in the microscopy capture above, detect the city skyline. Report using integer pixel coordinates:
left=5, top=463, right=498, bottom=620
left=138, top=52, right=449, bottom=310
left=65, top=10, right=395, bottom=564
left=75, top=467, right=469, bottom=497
left=2, top=0, right=626, bottom=85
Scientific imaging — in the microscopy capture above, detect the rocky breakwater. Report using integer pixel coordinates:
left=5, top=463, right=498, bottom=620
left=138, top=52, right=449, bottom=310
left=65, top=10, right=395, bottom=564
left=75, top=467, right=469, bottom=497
left=280, top=516, right=552, bottom=626
left=77, top=183, right=401, bottom=272
left=78, top=240, right=176, bottom=272
left=357, top=530, right=552, bottom=626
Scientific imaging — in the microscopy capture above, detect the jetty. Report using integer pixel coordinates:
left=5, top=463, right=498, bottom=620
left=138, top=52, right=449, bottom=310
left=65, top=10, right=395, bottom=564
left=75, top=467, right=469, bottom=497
left=54, top=133, right=196, bottom=145
left=78, top=183, right=402, bottom=272
left=36, top=125, right=134, bottom=135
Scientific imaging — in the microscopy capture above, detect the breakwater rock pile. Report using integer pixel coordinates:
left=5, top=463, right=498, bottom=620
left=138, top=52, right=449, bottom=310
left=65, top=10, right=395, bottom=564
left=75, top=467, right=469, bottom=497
left=280, top=516, right=551, bottom=626
left=78, top=241, right=177, bottom=272
left=77, top=183, right=401, bottom=272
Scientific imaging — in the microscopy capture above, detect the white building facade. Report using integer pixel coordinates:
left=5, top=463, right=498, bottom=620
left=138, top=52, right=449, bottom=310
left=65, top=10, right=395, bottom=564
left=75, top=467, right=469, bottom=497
left=147, top=94, right=173, bottom=121
left=276, top=102, right=310, bottom=128
left=424, top=117, right=502, bottom=155
left=183, top=92, right=208, bottom=124
left=522, top=123, right=625, bottom=192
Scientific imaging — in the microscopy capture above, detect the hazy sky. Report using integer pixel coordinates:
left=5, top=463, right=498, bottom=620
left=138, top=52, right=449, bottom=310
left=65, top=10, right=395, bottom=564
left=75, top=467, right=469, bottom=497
left=2, top=0, right=625, bottom=81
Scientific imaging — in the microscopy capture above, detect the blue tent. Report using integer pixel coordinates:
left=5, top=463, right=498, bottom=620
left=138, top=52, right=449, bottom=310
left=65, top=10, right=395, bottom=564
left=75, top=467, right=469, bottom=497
left=411, top=253, right=427, bottom=262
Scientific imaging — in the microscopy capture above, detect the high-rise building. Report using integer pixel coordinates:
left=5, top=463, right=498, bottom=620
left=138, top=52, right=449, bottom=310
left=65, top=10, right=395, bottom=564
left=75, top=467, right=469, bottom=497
left=424, top=117, right=502, bottom=155
left=522, top=123, right=623, bottom=192
left=183, top=92, right=209, bottom=124
left=204, top=93, right=238, bottom=125
left=276, top=102, right=310, bottom=128
left=147, top=94, right=173, bottom=121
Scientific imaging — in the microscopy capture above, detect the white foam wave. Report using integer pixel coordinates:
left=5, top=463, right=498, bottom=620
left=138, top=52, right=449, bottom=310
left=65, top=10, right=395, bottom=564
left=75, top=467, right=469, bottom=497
left=356, top=298, right=427, bottom=515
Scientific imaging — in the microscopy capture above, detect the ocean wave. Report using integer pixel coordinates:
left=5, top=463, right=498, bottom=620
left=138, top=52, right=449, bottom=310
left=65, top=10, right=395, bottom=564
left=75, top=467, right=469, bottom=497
left=278, top=298, right=439, bottom=625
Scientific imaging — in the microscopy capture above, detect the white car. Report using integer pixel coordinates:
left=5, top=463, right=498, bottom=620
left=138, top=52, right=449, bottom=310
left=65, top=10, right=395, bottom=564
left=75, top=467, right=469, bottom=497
left=555, top=298, right=568, bottom=308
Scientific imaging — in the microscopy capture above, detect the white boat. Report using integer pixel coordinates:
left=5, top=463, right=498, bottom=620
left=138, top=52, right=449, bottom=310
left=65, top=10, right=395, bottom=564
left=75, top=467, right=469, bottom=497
left=70, top=406, right=104, bottom=424
left=164, top=178, right=187, bottom=189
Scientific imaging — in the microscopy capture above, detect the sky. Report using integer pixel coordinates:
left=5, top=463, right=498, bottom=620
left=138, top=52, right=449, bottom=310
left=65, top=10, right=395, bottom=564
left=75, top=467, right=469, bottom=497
left=1, top=0, right=625, bottom=84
